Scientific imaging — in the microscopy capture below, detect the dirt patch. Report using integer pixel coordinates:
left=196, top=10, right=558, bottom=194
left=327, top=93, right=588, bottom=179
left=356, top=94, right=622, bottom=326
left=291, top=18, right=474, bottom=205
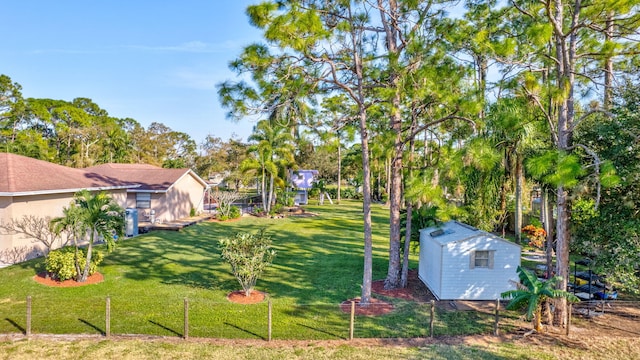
left=33, top=272, right=104, bottom=287
left=227, top=290, right=266, bottom=304
left=340, top=297, right=395, bottom=316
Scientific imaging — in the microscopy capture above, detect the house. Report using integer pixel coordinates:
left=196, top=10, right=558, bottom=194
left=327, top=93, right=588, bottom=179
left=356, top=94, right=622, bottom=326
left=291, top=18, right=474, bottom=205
left=0, top=153, right=209, bottom=266
left=418, top=220, right=521, bottom=300
left=290, top=169, right=318, bottom=205
left=0, top=153, right=133, bottom=264
left=85, top=163, right=209, bottom=224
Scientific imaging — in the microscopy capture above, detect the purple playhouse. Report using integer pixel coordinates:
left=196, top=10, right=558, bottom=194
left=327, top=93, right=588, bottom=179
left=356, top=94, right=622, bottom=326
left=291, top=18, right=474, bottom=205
left=290, top=170, right=318, bottom=205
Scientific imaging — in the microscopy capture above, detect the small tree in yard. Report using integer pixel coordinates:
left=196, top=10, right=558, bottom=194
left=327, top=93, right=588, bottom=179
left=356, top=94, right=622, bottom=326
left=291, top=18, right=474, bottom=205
left=502, top=266, right=578, bottom=333
left=51, top=190, right=124, bottom=282
left=219, top=228, right=276, bottom=296
left=213, top=190, right=244, bottom=220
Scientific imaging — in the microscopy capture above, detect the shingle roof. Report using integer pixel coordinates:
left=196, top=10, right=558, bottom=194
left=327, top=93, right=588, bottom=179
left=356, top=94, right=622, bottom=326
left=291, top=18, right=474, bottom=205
left=84, top=163, right=197, bottom=191
left=0, top=153, right=132, bottom=195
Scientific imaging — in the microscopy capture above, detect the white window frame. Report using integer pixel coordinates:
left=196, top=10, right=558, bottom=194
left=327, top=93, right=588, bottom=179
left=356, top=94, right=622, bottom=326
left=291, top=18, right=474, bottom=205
left=470, top=250, right=494, bottom=269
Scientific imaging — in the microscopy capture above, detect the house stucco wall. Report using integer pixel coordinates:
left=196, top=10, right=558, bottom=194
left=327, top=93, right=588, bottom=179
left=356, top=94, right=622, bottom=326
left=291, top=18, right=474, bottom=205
left=0, top=189, right=128, bottom=265
left=131, top=173, right=206, bottom=223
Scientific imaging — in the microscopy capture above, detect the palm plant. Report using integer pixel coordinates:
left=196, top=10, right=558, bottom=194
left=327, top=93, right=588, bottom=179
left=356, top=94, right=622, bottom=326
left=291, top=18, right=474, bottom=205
left=501, top=266, right=578, bottom=332
left=51, top=190, right=124, bottom=282
left=50, top=204, right=85, bottom=279
left=241, top=120, right=295, bottom=213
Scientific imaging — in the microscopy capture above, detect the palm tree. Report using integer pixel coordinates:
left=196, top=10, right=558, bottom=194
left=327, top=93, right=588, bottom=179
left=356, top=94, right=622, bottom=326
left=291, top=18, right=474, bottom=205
left=501, top=266, right=578, bottom=332
left=52, top=190, right=124, bottom=282
left=487, top=98, right=546, bottom=242
left=51, top=204, right=85, bottom=280
left=242, top=120, right=294, bottom=213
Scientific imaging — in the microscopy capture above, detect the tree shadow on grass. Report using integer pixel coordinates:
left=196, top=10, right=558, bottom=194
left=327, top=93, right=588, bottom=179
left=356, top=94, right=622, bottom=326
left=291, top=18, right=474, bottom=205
left=4, top=318, right=25, bottom=334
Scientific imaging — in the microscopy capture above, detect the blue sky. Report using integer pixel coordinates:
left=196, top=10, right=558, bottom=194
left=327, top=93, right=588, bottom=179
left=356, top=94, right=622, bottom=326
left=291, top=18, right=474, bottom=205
left=2, top=1, right=262, bottom=146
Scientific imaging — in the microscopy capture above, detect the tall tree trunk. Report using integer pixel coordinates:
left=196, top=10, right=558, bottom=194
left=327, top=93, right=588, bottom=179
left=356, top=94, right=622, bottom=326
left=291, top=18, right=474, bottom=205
left=514, top=153, right=524, bottom=243
left=337, top=136, right=342, bottom=205
left=381, top=0, right=404, bottom=290
left=261, top=167, right=267, bottom=212
left=542, top=188, right=555, bottom=279
left=359, top=109, right=373, bottom=304
left=268, top=173, right=275, bottom=213
left=400, top=134, right=417, bottom=288
left=603, top=12, right=614, bottom=110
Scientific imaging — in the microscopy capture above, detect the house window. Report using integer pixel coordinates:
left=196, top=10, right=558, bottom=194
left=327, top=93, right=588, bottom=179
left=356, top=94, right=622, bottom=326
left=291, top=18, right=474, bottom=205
left=470, top=250, right=494, bottom=269
left=136, top=193, right=151, bottom=209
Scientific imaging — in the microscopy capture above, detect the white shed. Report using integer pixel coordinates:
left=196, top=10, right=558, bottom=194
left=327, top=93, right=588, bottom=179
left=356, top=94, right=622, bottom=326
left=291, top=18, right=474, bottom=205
left=418, top=220, right=521, bottom=300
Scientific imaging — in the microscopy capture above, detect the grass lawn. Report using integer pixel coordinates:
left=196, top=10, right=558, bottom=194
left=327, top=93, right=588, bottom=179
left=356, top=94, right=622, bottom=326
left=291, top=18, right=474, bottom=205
left=2, top=200, right=495, bottom=340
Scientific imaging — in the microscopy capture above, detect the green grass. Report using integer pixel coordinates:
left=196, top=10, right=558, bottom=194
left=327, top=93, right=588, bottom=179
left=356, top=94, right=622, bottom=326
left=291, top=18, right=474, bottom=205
left=0, top=200, right=498, bottom=339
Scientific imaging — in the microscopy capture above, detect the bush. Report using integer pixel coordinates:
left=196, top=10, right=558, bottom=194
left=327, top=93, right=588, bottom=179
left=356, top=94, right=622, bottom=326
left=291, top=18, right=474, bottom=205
left=229, top=206, right=241, bottom=219
left=279, top=191, right=297, bottom=207
left=45, top=247, right=104, bottom=281
left=218, top=228, right=276, bottom=296
left=270, top=203, right=284, bottom=215
left=45, top=248, right=76, bottom=281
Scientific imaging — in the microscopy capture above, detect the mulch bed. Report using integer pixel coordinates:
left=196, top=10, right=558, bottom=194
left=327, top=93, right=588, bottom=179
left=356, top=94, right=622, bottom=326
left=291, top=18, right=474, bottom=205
left=33, top=272, right=104, bottom=287
left=227, top=290, right=266, bottom=304
left=340, top=270, right=435, bottom=316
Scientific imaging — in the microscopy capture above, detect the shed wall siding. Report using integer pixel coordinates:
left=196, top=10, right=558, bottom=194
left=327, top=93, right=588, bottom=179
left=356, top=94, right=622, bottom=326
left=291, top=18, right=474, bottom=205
left=439, top=236, right=520, bottom=300
left=419, top=232, right=443, bottom=298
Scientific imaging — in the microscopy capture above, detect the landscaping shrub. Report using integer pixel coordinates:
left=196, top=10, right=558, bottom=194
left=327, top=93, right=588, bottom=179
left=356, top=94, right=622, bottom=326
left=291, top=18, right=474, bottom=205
left=279, top=191, right=297, bottom=207
left=45, top=248, right=76, bottom=281
left=270, top=203, right=284, bottom=215
left=324, top=188, right=363, bottom=200
left=45, top=247, right=104, bottom=281
left=218, top=228, right=276, bottom=296
left=229, top=205, right=241, bottom=219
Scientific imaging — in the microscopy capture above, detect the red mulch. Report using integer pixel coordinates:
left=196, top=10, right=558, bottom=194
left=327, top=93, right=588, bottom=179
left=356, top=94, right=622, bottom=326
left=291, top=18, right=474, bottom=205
left=340, top=270, right=436, bottom=316
left=227, top=290, right=266, bottom=304
left=33, top=272, right=104, bottom=287
left=371, top=270, right=436, bottom=303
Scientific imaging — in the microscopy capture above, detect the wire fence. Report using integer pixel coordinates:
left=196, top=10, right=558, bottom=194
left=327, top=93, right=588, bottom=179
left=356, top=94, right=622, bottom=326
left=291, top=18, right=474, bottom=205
left=3, top=296, right=639, bottom=340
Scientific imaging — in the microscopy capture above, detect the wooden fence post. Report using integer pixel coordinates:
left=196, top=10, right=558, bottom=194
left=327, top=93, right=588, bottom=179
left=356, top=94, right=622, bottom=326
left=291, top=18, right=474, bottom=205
left=26, top=296, right=31, bottom=337
left=267, top=299, right=272, bottom=342
left=184, top=298, right=189, bottom=340
left=430, top=300, right=435, bottom=338
left=494, top=299, right=500, bottom=336
left=349, top=301, right=355, bottom=341
left=105, top=296, right=111, bottom=338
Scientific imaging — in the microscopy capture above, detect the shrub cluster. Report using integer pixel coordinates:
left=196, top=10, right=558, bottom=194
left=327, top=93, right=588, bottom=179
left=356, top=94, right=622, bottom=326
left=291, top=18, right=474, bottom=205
left=323, top=188, right=363, bottom=200
left=218, top=205, right=241, bottom=221
left=45, top=247, right=104, bottom=281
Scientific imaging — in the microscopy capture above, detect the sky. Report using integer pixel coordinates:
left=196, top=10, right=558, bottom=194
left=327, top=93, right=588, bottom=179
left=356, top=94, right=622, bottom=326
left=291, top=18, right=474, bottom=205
left=1, top=1, right=263, bottom=146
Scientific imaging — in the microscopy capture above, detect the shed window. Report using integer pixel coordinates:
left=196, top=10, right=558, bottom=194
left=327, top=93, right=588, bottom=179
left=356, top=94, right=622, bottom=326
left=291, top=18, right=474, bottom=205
left=136, top=193, right=151, bottom=209
left=470, top=250, right=494, bottom=269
